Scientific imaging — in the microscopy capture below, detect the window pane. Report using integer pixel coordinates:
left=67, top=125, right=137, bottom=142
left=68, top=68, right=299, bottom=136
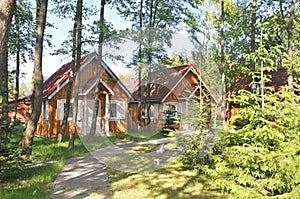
left=110, top=104, right=117, bottom=118
left=68, top=103, right=73, bottom=118
left=169, top=104, right=176, bottom=118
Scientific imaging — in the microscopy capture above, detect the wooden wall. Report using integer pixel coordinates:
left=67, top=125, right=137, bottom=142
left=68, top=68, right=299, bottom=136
left=35, top=57, right=131, bottom=137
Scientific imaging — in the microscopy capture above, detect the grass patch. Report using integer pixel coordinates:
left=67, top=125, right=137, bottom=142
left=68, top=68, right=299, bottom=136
left=107, top=161, right=231, bottom=199
left=1, top=125, right=97, bottom=199
left=0, top=162, right=64, bottom=199
left=31, top=137, right=88, bottom=161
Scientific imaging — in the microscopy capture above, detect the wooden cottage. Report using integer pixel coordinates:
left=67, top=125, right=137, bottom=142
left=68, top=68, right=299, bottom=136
left=227, top=67, right=296, bottom=124
left=128, top=64, right=218, bottom=132
left=7, top=96, right=30, bottom=124
left=36, top=52, right=132, bottom=137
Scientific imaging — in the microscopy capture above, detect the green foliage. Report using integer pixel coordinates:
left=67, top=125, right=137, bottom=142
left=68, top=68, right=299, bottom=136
left=179, top=90, right=212, bottom=168
left=161, top=104, right=179, bottom=134
left=197, top=87, right=300, bottom=198
left=0, top=162, right=64, bottom=199
left=178, top=132, right=206, bottom=168
left=7, top=125, right=88, bottom=161
left=0, top=147, right=25, bottom=173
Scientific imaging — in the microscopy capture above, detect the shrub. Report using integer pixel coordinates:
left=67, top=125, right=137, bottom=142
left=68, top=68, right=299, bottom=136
left=195, top=88, right=300, bottom=198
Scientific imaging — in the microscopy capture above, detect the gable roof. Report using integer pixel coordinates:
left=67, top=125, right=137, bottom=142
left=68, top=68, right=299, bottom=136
left=233, top=67, right=290, bottom=93
left=265, top=67, right=289, bottom=90
left=131, top=64, right=217, bottom=103
left=43, top=53, right=132, bottom=100
left=43, top=54, right=94, bottom=99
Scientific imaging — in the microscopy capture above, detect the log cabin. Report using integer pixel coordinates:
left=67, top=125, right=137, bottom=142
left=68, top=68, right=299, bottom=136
left=36, top=52, right=132, bottom=137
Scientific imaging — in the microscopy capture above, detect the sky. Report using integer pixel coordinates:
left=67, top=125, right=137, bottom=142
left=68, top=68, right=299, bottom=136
left=20, top=0, right=197, bottom=84
left=20, top=0, right=131, bottom=84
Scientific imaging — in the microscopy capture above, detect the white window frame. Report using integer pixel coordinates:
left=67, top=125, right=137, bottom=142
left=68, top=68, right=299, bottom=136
left=42, top=100, right=49, bottom=122
left=109, top=100, right=126, bottom=121
left=145, top=104, right=159, bottom=120
left=57, top=99, right=83, bottom=121
left=163, top=102, right=178, bottom=119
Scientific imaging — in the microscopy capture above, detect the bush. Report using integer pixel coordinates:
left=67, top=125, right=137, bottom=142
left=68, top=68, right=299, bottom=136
left=195, top=88, right=300, bottom=198
left=0, top=147, right=24, bottom=173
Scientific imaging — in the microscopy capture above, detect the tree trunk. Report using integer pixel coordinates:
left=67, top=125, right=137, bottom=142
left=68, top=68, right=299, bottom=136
left=20, top=0, right=48, bottom=156
left=88, top=0, right=105, bottom=140
left=8, top=7, right=20, bottom=137
left=0, top=0, right=15, bottom=149
left=57, top=12, right=78, bottom=143
left=250, top=0, right=256, bottom=72
left=145, top=0, right=158, bottom=127
left=287, top=0, right=295, bottom=91
left=220, top=0, right=226, bottom=129
left=68, top=0, right=83, bottom=150
left=137, top=0, right=143, bottom=130
left=56, top=77, right=72, bottom=143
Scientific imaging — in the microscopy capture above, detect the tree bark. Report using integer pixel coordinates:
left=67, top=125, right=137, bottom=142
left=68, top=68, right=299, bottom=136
left=137, top=0, right=143, bottom=130
left=0, top=0, right=16, bottom=149
left=88, top=0, right=106, bottom=140
left=20, top=0, right=48, bottom=156
left=8, top=6, right=20, bottom=136
left=57, top=11, right=78, bottom=143
left=68, top=0, right=83, bottom=150
left=56, top=77, right=72, bottom=143
left=145, top=0, right=158, bottom=127
left=250, top=0, right=256, bottom=72
left=287, top=0, right=295, bottom=91
left=220, top=0, right=226, bottom=129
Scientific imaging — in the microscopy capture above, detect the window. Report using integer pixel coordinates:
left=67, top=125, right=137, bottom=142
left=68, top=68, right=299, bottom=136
left=67, top=102, right=74, bottom=118
left=145, top=104, right=159, bottom=120
left=163, top=103, right=178, bottom=119
left=110, top=100, right=126, bottom=120
left=57, top=99, right=82, bottom=121
left=42, top=100, right=49, bottom=121
left=110, top=103, right=117, bottom=118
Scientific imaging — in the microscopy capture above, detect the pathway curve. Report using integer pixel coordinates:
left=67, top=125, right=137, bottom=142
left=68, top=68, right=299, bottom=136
left=49, top=139, right=138, bottom=199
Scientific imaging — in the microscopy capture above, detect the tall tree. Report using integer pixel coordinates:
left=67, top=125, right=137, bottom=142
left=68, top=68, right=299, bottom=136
left=20, top=0, right=48, bottom=156
left=287, top=0, right=295, bottom=91
left=0, top=0, right=16, bottom=149
left=137, top=0, right=143, bottom=129
left=8, top=0, right=35, bottom=132
left=68, top=0, right=83, bottom=150
left=56, top=2, right=78, bottom=143
left=109, top=0, right=199, bottom=128
left=250, top=0, right=256, bottom=72
left=88, top=0, right=106, bottom=140
left=220, top=0, right=226, bottom=128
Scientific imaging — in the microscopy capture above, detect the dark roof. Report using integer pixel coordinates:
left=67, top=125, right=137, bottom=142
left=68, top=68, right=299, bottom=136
left=233, top=68, right=289, bottom=93
left=42, top=53, right=132, bottom=99
left=265, top=68, right=288, bottom=90
left=131, top=64, right=213, bottom=102
left=43, top=54, right=91, bottom=98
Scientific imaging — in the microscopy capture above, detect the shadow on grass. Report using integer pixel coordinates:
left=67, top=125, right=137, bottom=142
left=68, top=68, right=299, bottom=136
left=0, top=162, right=64, bottom=199
left=108, top=161, right=230, bottom=199
left=106, top=144, right=231, bottom=199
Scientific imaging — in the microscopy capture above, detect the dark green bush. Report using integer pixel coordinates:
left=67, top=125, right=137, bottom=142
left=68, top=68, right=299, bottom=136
left=192, top=88, right=300, bottom=198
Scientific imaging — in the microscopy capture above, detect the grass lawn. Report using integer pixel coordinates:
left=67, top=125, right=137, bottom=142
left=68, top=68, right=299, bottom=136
left=1, top=125, right=116, bottom=199
left=108, top=161, right=231, bottom=199
left=1, top=127, right=230, bottom=198
left=107, top=145, right=232, bottom=199
left=0, top=162, right=64, bottom=199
